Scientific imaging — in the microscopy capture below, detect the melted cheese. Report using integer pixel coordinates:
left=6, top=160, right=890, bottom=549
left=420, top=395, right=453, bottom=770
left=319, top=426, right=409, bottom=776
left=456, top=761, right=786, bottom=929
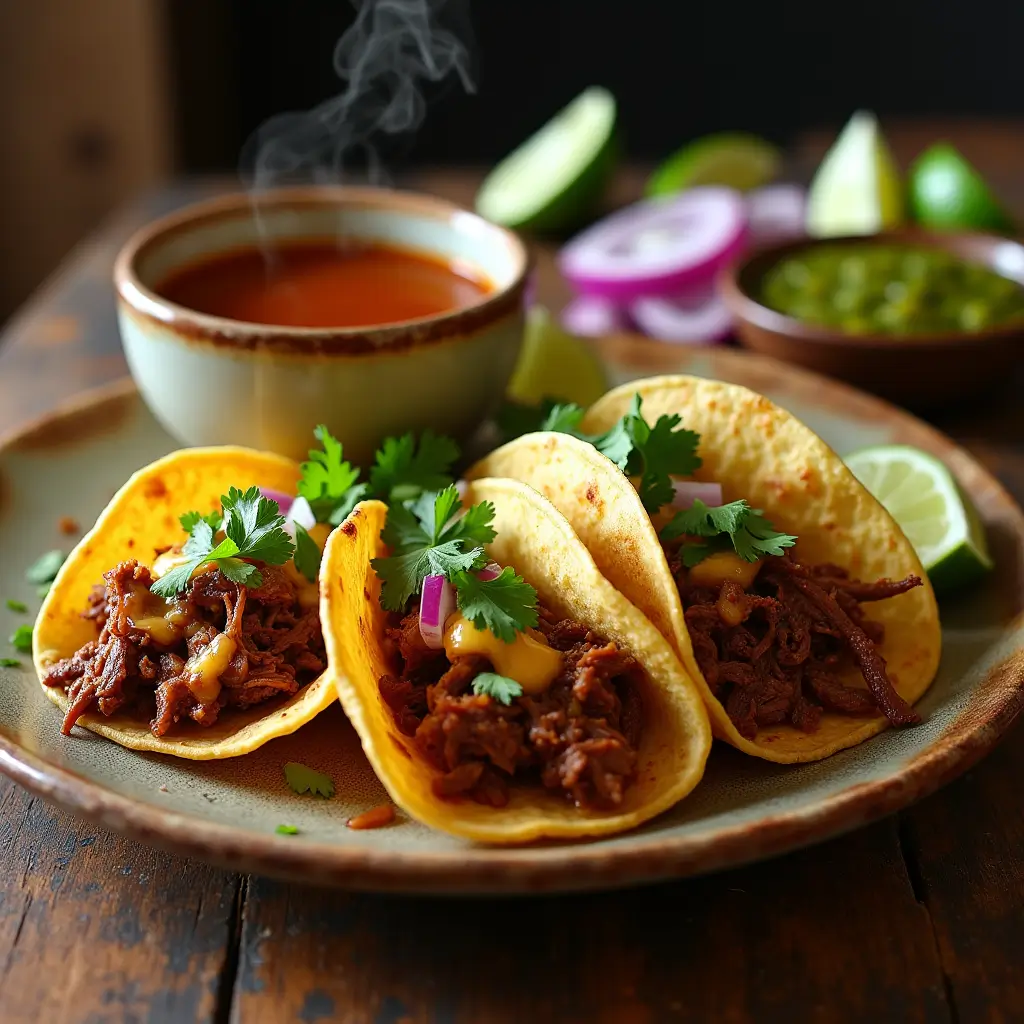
left=443, top=614, right=563, bottom=696
left=689, top=551, right=763, bottom=590
left=125, top=585, right=191, bottom=645
left=183, top=633, right=236, bottom=704
left=151, top=550, right=190, bottom=579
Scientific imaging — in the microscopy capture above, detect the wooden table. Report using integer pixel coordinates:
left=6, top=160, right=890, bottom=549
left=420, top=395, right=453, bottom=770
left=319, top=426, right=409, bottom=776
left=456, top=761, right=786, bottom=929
left=2, top=159, right=1023, bottom=1023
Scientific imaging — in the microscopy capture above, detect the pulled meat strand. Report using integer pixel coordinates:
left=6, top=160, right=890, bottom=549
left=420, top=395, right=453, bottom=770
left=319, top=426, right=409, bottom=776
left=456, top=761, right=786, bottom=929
left=674, top=551, right=922, bottom=739
left=381, top=608, right=643, bottom=811
left=42, top=559, right=325, bottom=737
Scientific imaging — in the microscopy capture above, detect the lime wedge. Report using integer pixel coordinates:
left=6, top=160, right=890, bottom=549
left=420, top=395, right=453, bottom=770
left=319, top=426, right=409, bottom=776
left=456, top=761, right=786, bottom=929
left=806, top=110, right=904, bottom=237
left=844, top=444, right=992, bottom=594
left=909, top=142, right=1014, bottom=233
left=647, top=132, right=781, bottom=196
left=507, top=306, right=609, bottom=407
left=475, top=87, right=617, bottom=234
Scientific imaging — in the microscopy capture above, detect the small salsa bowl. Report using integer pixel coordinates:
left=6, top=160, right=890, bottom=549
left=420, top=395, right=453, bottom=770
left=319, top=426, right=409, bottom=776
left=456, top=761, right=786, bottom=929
left=114, top=187, right=530, bottom=464
left=720, top=229, right=1024, bottom=408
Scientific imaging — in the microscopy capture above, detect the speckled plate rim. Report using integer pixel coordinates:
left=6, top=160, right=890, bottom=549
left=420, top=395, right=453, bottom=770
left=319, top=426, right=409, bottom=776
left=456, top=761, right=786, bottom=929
left=1, top=364, right=1023, bottom=895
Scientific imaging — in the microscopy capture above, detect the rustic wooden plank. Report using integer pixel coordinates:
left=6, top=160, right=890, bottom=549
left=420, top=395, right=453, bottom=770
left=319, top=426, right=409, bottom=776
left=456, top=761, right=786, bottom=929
left=0, top=779, right=239, bottom=1023
left=231, top=820, right=948, bottom=1024
left=901, top=724, right=1024, bottom=1023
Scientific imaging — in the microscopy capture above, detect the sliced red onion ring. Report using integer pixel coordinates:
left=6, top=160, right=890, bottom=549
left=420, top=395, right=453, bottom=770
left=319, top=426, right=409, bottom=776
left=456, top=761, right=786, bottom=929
left=559, top=187, right=748, bottom=302
left=259, top=487, right=294, bottom=516
left=630, top=280, right=732, bottom=345
left=747, top=184, right=807, bottom=247
left=671, top=480, right=723, bottom=509
left=560, top=295, right=631, bottom=337
left=419, top=574, right=456, bottom=650
left=476, top=561, right=502, bottom=581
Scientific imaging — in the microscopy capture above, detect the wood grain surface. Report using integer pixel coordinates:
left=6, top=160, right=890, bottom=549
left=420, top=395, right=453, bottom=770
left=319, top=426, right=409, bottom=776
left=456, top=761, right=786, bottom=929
left=1, top=147, right=1023, bottom=1022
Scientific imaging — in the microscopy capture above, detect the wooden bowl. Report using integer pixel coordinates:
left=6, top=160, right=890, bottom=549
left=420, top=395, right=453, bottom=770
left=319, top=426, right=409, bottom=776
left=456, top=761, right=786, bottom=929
left=720, top=229, right=1024, bottom=408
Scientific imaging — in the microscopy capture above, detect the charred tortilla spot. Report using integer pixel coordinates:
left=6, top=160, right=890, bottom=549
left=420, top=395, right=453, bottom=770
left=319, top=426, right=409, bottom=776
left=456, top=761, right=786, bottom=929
left=585, top=483, right=597, bottom=504
left=341, top=521, right=357, bottom=537
left=363, top=588, right=371, bottom=601
left=144, top=477, right=167, bottom=499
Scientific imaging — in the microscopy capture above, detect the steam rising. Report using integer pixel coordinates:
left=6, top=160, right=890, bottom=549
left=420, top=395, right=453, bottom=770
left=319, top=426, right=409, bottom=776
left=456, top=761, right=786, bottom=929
left=241, top=0, right=475, bottom=190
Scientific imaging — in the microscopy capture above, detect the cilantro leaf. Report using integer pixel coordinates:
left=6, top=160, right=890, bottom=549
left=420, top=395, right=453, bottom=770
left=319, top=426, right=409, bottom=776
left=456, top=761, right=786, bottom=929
left=215, top=558, right=261, bottom=586
left=222, top=486, right=295, bottom=564
left=275, top=824, right=299, bottom=836
left=0, top=658, right=20, bottom=668
left=293, top=523, right=321, bottom=583
left=662, top=499, right=798, bottom=564
left=380, top=500, right=430, bottom=555
left=10, top=624, right=33, bottom=653
left=25, top=550, right=65, bottom=585
left=373, top=541, right=481, bottom=612
left=150, top=557, right=207, bottom=598
left=298, top=424, right=362, bottom=523
left=151, top=488, right=294, bottom=597
left=328, top=482, right=372, bottom=526
left=283, top=761, right=335, bottom=798
left=496, top=398, right=592, bottom=442
left=452, top=567, right=538, bottom=643
left=443, top=500, right=497, bottom=549
left=472, top=672, right=524, bottom=705
left=6, top=599, right=27, bottom=614
left=180, top=509, right=222, bottom=534
left=369, top=430, right=460, bottom=502
left=410, top=485, right=462, bottom=544
left=592, top=395, right=702, bottom=513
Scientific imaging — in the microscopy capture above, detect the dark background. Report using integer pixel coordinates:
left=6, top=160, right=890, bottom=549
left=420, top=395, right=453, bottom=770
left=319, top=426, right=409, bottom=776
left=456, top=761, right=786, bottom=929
left=168, top=0, right=1024, bottom=175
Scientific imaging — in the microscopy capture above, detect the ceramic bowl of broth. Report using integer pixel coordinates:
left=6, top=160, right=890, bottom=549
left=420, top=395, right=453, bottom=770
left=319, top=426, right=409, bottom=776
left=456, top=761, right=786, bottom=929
left=113, top=187, right=530, bottom=463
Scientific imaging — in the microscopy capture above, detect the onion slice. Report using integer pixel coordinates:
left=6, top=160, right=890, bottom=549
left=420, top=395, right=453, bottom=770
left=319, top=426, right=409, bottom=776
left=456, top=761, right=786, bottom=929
left=476, top=561, right=502, bottom=581
left=419, top=575, right=456, bottom=650
left=559, top=187, right=748, bottom=302
left=287, top=495, right=316, bottom=532
left=747, top=184, right=807, bottom=248
left=561, top=295, right=630, bottom=337
left=630, top=281, right=732, bottom=345
left=670, top=481, right=723, bottom=509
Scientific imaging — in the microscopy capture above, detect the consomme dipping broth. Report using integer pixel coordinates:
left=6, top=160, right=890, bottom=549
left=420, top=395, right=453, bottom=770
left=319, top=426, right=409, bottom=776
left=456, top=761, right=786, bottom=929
left=155, top=240, right=493, bottom=329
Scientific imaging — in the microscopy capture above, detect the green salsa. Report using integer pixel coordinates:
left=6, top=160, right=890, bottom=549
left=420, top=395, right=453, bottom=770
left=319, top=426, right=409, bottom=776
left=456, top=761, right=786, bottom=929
left=760, top=243, right=1024, bottom=335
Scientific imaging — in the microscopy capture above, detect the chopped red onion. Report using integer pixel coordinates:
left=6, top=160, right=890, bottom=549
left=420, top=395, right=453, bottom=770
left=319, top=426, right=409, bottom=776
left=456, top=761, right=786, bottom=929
left=630, top=281, right=732, bottom=345
left=287, top=495, right=316, bottom=532
left=560, top=295, right=630, bottom=337
left=671, top=480, right=723, bottom=509
left=419, top=574, right=456, bottom=650
left=476, top=561, right=502, bottom=581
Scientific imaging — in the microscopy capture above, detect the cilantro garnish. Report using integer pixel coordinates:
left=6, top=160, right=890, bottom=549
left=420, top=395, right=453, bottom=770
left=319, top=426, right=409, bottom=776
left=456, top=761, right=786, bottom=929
left=293, top=523, right=321, bottom=583
left=472, top=672, right=524, bottom=705
left=26, top=550, right=65, bottom=586
left=151, top=486, right=295, bottom=597
left=297, top=424, right=362, bottom=525
left=275, top=824, right=299, bottom=836
left=6, top=599, right=27, bottom=614
left=179, top=509, right=222, bottom=534
left=369, top=430, right=460, bottom=503
left=372, top=485, right=538, bottom=639
left=0, top=658, right=20, bottom=668
left=496, top=395, right=701, bottom=515
left=593, top=395, right=702, bottom=513
left=10, top=625, right=32, bottom=653
left=283, top=762, right=335, bottom=798
left=452, top=567, right=538, bottom=643
left=662, top=499, right=798, bottom=566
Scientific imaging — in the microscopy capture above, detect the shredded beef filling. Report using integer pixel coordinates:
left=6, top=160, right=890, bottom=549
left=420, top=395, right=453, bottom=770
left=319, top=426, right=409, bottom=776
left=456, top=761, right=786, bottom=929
left=379, top=608, right=643, bottom=810
left=668, top=550, right=922, bottom=740
left=42, top=558, right=326, bottom=737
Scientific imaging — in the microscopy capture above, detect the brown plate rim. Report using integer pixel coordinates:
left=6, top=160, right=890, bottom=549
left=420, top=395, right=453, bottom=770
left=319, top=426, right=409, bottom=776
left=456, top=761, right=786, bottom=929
left=1, top=362, right=1023, bottom=894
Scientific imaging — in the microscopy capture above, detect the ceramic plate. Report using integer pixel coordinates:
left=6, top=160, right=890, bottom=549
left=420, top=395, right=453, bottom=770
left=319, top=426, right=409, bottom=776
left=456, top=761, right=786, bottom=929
left=2, top=344, right=1022, bottom=894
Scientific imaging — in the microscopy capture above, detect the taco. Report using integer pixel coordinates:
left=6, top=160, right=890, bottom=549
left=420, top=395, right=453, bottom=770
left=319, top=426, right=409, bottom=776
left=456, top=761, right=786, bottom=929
left=319, top=477, right=711, bottom=842
left=34, top=446, right=337, bottom=759
left=470, top=375, right=941, bottom=763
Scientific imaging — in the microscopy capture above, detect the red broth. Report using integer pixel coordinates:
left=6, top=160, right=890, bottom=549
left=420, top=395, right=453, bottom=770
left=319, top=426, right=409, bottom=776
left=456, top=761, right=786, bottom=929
left=155, top=241, right=492, bottom=328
